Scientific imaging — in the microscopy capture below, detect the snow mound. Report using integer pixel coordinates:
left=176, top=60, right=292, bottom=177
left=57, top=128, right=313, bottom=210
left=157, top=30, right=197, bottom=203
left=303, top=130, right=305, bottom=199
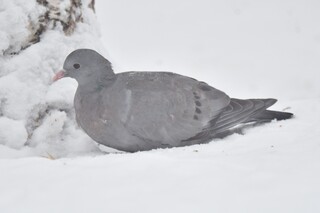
left=0, top=0, right=104, bottom=158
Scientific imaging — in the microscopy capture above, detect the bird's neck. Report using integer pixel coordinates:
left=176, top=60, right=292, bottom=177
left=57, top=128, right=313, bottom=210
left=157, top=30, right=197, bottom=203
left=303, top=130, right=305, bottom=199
left=78, top=72, right=116, bottom=94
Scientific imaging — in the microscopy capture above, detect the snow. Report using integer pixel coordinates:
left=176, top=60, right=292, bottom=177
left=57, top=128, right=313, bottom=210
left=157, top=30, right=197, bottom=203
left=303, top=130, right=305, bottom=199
left=1, top=0, right=320, bottom=212
left=0, top=117, right=27, bottom=149
left=0, top=0, right=102, bottom=157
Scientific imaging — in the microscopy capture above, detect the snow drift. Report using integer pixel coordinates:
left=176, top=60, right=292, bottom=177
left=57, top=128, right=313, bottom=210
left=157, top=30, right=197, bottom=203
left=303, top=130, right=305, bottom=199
left=0, top=0, right=104, bottom=158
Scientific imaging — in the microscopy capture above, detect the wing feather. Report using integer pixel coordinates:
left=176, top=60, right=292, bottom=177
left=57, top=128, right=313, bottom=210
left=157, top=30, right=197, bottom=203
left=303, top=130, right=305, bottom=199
left=121, top=72, right=230, bottom=146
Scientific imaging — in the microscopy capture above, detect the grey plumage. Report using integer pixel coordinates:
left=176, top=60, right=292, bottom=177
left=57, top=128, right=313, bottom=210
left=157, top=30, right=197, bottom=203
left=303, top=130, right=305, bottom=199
left=57, top=49, right=293, bottom=152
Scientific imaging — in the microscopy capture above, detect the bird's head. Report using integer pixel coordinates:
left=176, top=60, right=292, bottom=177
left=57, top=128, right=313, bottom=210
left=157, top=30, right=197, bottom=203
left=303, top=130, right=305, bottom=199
left=53, top=49, right=115, bottom=87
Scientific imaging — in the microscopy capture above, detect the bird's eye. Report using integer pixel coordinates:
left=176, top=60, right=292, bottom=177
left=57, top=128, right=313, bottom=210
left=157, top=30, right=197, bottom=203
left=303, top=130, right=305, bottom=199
left=73, top=63, right=80, bottom=69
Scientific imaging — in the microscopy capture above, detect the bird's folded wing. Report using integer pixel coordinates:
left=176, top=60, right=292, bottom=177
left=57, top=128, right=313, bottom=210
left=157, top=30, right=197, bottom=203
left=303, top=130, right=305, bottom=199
left=121, top=72, right=230, bottom=147
left=182, top=98, right=277, bottom=142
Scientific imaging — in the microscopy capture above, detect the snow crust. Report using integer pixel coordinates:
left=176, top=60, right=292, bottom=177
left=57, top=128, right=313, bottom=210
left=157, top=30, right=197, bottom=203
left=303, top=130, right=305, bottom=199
left=1, top=0, right=320, bottom=212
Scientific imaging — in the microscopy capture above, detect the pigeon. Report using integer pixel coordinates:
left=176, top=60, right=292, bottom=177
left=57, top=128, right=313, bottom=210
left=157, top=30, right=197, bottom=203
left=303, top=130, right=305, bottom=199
left=54, top=49, right=293, bottom=152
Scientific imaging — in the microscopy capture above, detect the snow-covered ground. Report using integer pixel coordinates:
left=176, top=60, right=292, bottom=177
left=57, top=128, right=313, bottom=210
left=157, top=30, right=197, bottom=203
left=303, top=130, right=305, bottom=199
left=1, top=0, right=320, bottom=212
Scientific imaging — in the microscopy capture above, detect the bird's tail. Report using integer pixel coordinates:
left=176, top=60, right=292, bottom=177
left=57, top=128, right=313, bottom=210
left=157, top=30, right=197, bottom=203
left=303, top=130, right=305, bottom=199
left=244, top=109, right=293, bottom=123
left=210, top=98, right=293, bottom=139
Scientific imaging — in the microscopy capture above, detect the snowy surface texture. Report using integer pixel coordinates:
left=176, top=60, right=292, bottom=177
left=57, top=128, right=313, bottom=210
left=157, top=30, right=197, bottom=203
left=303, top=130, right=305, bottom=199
left=0, top=0, right=103, bottom=157
left=1, top=0, right=320, bottom=212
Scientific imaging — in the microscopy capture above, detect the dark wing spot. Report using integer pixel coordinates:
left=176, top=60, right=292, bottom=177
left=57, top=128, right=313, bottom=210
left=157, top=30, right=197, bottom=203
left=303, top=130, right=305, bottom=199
left=195, top=107, right=202, bottom=114
left=195, top=100, right=201, bottom=106
left=193, top=115, right=199, bottom=120
left=193, top=91, right=200, bottom=99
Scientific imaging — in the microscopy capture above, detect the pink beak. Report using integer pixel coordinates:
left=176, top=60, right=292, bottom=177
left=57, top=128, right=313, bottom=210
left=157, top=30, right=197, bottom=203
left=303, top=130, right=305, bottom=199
left=53, top=70, right=65, bottom=82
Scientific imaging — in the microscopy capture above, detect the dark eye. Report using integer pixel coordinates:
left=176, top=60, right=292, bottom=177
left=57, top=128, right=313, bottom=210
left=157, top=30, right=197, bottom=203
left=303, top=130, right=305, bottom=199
left=73, top=63, right=80, bottom=69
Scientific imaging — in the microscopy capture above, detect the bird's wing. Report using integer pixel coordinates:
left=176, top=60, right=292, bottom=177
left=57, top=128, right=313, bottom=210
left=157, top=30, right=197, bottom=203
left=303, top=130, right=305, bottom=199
left=181, top=98, right=278, bottom=143
left=118, top=72, right=230, bottom=147
left=213, top=98, right=277, bottom=132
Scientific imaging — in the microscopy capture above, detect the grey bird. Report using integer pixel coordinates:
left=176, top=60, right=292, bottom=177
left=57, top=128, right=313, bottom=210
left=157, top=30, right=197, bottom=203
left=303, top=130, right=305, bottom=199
left=54, top=49, right=293, bottom=152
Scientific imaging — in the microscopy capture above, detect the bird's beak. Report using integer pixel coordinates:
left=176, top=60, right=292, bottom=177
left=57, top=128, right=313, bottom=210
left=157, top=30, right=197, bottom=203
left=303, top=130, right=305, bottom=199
left=53, top=70, right=66, bottom=82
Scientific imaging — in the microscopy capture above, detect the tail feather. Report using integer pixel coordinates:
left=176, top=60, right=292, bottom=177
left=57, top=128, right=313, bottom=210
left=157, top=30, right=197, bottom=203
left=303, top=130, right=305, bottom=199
left=182, top=98, right=294, bottom=143
left=211, top=98, right=293, bottom=138
left=245, top=110, right=293, bottom=123
left=212, top=98, right=277, bottom=133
